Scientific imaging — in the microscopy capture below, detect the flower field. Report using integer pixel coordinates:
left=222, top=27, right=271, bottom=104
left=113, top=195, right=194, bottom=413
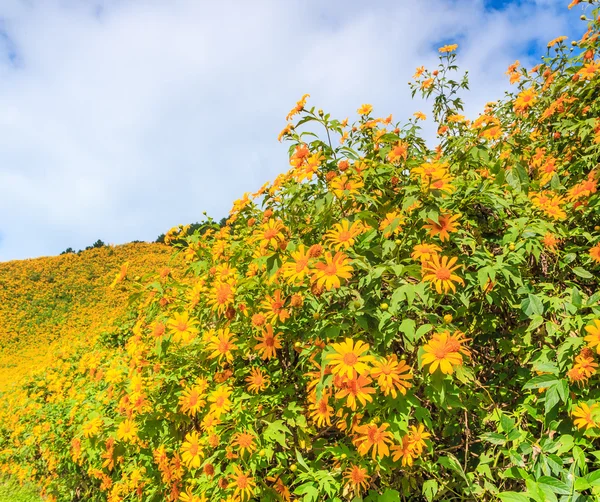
left=2, top=1, right=600, bottom=501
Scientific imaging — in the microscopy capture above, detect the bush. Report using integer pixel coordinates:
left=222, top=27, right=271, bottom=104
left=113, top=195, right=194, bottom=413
left=3, top=4, right=600, bottom=501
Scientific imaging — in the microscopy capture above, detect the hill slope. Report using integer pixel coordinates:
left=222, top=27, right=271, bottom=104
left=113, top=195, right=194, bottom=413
left=0, top=243, right=176, bottom=391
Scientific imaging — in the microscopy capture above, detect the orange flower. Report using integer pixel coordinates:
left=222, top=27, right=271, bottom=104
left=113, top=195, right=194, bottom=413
left=357, top=104, right=373, bottom=115
left=260, top=290, right=290, bottom=324
left=208, top=279, right=236, bottom=315
left=370, top=355, right=412, bottom=398
left=208, top=386, right=232, bottom=417
left=181, top=431, right=203, bottom=469
left=231, top=431, right=256, bottom=456
left=281, top=245, right=311, bottom=284
left=411, top=243, right=441, bottom=262
left=330, top=175, right=364, bottom=198
left=387, top=141, right=409, bottom=164
left=312, top=252, right=353, bottom=290
left=541, top=233, right=559, bottom=252
left=335, top=374, right=376, bottom=411
left=308, top=392, right=333, bottom=427
left=178, top=386, right=206, bottom=417
left=548, top=36, right=567, bottom=47
left=286, top=93, right=310, bottom=121
left=352, top=422, right=393, bottom=459
left=413, top=111, right=426, bottom=120
left=206, top=328, right=238, bottom=363
left=254, top=324, right=282, bottom=360
left=421, top=255, right=464, bottom=294
left=568, top=352, right=598, bottom=384
left=589, top=244, right=600, bottom=263
left=439, top=44, right=458, bottom=53
left=379, top=212, right=405, bottom=238
left=423, top=213, right=460, bottom=241
left=326, top=338, right=375, bottom=379
left=577, top=61, right=599, bottom=80
left=584, top=319, right=600, bottom=353
left=324, top=220, right=364, bottom=251
left=572, top=402, right=600, bottom=430
left=229, top=464, right=256, bottom=501
left=245, top=367, right=270, bottom=394
left=343, top=464, right=370, bottom=496
left=421, top=330, right=470, bottom=374
left=167, top=311, right=199, bottom=344
left=514, top=88, right=537, bottom=114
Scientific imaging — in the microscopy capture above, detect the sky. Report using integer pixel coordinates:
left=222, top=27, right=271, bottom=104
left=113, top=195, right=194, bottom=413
left=0, top=0, right=587, bottom=261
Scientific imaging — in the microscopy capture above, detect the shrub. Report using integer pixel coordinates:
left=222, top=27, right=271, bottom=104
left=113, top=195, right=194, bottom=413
left=2, top=4, right=600, bottom=502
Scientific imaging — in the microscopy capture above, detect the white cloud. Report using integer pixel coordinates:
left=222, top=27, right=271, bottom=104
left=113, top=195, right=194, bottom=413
left=0, top=0, right=582, bottom=260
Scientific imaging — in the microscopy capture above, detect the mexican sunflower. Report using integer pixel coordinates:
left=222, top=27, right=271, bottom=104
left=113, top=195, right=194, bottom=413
left=167, top=311, right=199, bottom=344
left=411, top=242, right=441, bottom=262
left=590, top=244, right=600, bottom=264
left=259, top=290, right=290, bottom=324
left=308, top=392, right=333, bottom=427
left=343, top=464, right=370, bottom=496
left=326, top=338, right=375, bottom=379
left=572, top=402, right=600, bottom=431
left=181, top=431, right=204, bottom=469
left=312, top=251, right=353, bottom=290
left=231, top=431, right=256, bottom=456
left=229, top=464, right=256, bottom=501
left=584, top=319, right=600, bottom=353
left=423, top=213, right=460, bottom=241
left=370, top=355, right=412, bottom=398
left=421, top=255, right=464, bottom=294
left=324, top=220, right=364, bottom=251
left=206, top=328, right=238, bottom=363
left=352, top=422, right=393, bottom=459
left=246, top=367, right=270, bottom=394
left=281, top=245, right=311, bottom=284
left=178, top=386, right=206, bottom=417
left=335, top=374, right=376, bottom=411
left=254, top=324, right=282, bottom=360
left=421, top=330, right=470, bottom=374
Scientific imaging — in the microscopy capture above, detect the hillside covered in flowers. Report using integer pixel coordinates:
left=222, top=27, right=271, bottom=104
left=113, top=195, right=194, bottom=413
left=3, top=1, right=600, bottom=501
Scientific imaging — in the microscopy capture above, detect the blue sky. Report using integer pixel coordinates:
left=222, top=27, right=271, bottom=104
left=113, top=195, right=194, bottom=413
left=0, top=0, right=587, bottom=260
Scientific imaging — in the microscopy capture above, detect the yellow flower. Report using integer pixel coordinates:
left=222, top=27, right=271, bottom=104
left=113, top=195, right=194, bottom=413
left=229, top=464, right=256, bottom=501
left=343, top=464, right=370, bottom=496
left=178, top=386, right=206, bottom=417
left=245, top=367, right=270, bottom=394
left=324, top=220, right=364, bottom=251
left=584, top=319, right=600, bottom=353
left=439, top=44, right=458, bottom=53
left=421, top=255, right=464, bottom=294
left=82, top=417, right=103, bottom=438
left=181, top=431, right=203, bottom=469
left=312, top=251, right=353, bottom=290
left=572, top=402, right=600, bottom=430
left=352, top=422, right=393, bottom=459
left=167, top=311, right=199, bottom=344
left=421, top=330, right=470, bottom=374
left=206, top=328, right=238, bottom=363
left=254, top=324, right=282, bottom=360
left=357, top=104, right=373, bottom=115
left=308, top=392, right=333, bottom=427
left=370, top=355, right=412, bottom=398
left=326, top=338, right=375, bottom=379
left=116, top=419, right=138, bottom=443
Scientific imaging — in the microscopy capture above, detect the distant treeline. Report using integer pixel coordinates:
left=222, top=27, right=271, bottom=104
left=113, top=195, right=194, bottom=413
left=61, top=218, right=227, bottom=254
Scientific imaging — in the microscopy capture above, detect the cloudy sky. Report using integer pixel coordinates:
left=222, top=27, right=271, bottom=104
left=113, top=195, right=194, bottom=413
left=0, top=0, right=586, bottom=261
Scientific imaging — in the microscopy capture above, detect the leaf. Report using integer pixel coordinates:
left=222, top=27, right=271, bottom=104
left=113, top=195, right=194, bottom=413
left=379, top=489, right=400, bottom=502
left=537, top=476, right=571, bottom=495
left=521, top=294, right=544, bottom=318
left=498, top=492, right=530, bottom=502
left=422, top=480, right=438, bottom=502
left=415, top=323, right=433, bottom=342
left=398, top=318, right=416, bottom=343
left=545, top=386, right=560, bottom=415
left=523, top=374, right=558, bottom=390
left=482, top=432, right=507, bottom=445
left=572, top=267, right=593, bottom=279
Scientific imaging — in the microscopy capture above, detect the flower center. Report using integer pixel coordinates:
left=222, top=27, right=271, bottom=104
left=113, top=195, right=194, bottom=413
left=343, top=352, right=358, bottom=366
left=435, top=267, right=451, bottom=280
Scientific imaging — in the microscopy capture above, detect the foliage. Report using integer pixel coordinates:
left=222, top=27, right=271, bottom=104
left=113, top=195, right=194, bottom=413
left=3, top=3, right=600, bottom=501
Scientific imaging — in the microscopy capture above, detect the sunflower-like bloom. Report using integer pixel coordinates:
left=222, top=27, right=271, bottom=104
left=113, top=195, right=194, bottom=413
left=312, top=252, right=353, bottom=290
left=181, top=431, right=204, bottom=469
left=324, top=220, right=364, bottom=251
left=421, top=330, right=470, bottom=374
left=343, top=464, right=370, bottom=496
left=352, top=422, right=393, bottom=459
left=584, top=319, right=600, bottom=353
left=572, top=402, right=600, bottom=431
left=326, top=338, right=375, bottom=379
left=370, top=355, right=412, bottom=398
left=421, top=255, right=464, bottom=294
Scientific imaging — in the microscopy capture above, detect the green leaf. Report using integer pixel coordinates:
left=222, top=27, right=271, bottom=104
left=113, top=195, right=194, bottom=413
left=522, top=294, right=544, bottom=318
left=537, top=476, right=571, bottom=495
left=572, top=267, right=593, bottom=279
left=422, top=480, right=438, bottom=502
left=498, top=492, right=530, bottom=502
left=398, top=319, right=416, bottom=343
left=523, top=374, right=558, bottom=390
left=379, top=489, right=400, bottom=502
